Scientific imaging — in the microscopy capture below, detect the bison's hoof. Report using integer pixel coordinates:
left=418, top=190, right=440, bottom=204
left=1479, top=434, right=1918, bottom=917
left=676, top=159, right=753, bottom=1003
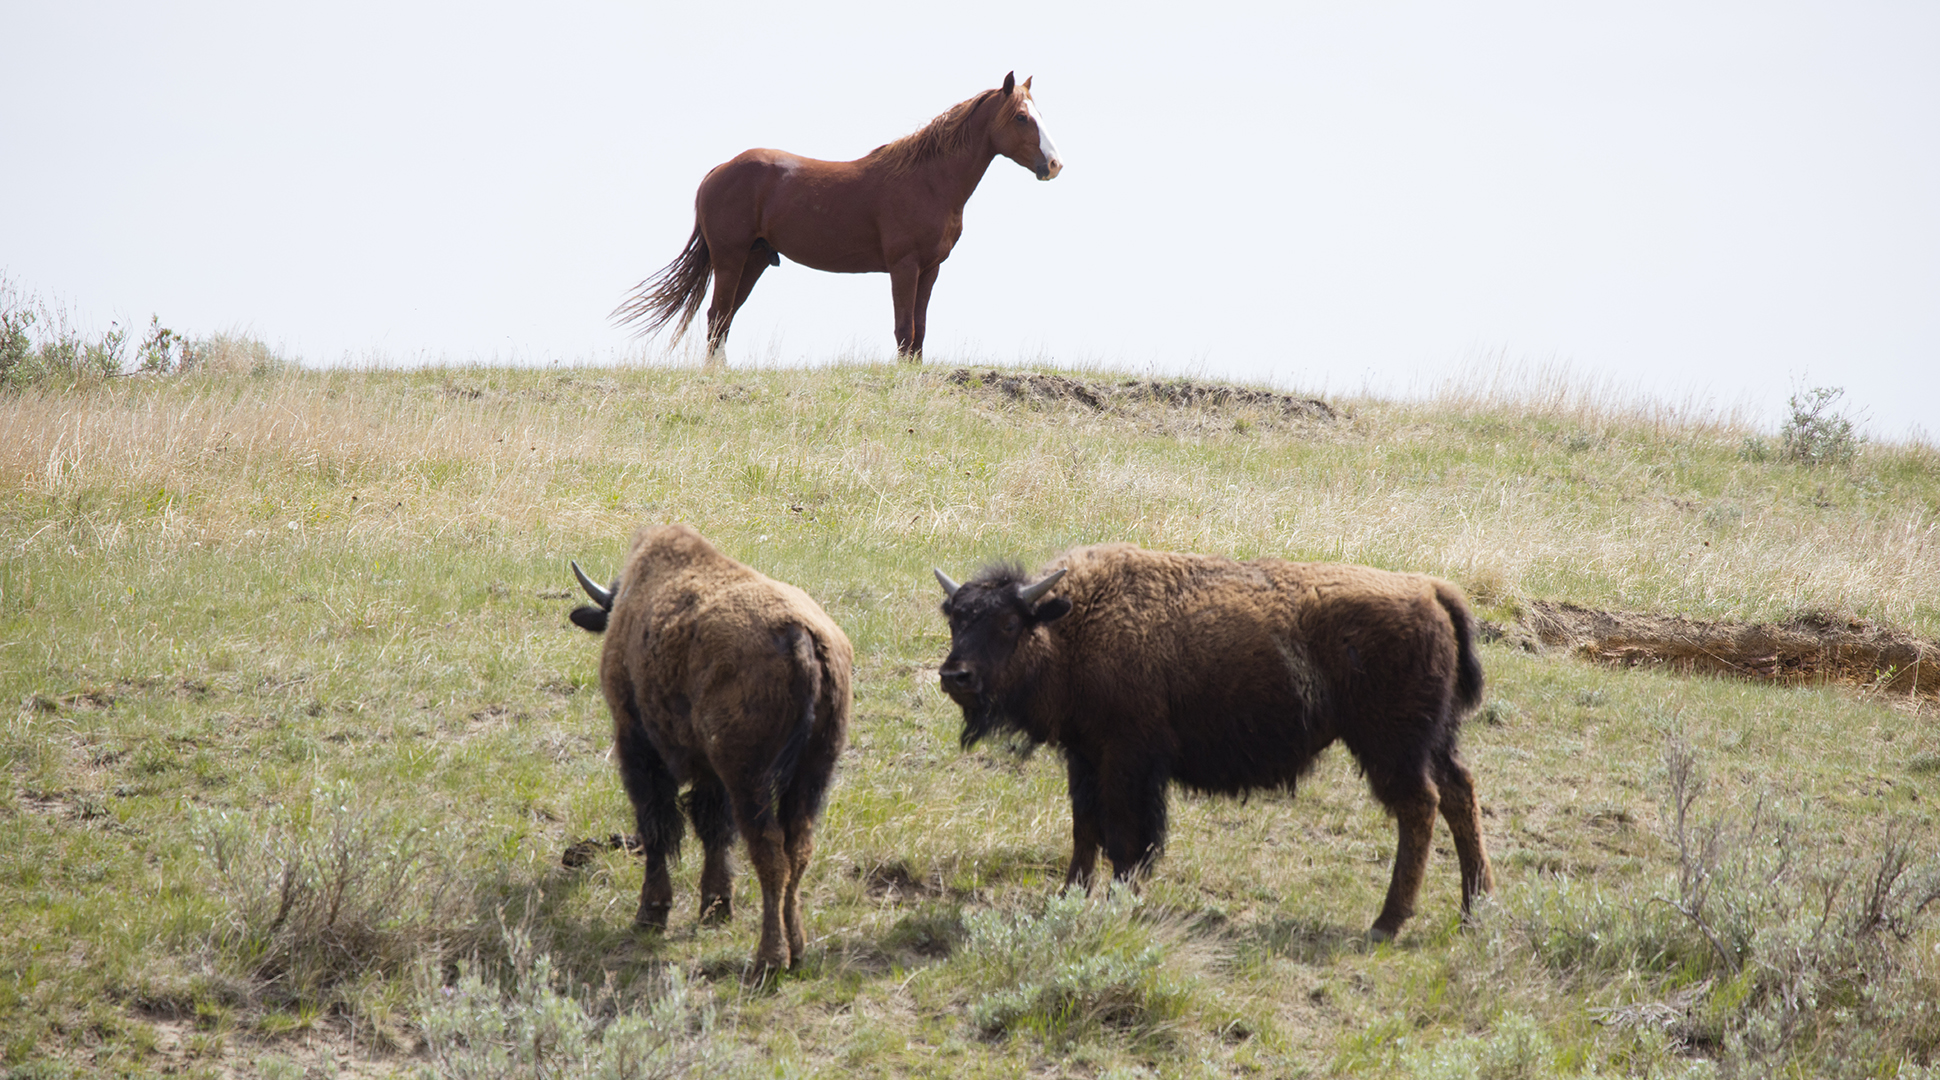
left=699, top=897, right=733, bottom=925
left=634, top=901, right=672, bottom=932
left=745, top=955, right=789, bottom=984
left=1366, top=925, right=1398, bottom=944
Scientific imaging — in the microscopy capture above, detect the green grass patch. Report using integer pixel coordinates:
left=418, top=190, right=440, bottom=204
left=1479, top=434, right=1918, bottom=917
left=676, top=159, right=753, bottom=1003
left=1, top=360, right=1937, bottom=1076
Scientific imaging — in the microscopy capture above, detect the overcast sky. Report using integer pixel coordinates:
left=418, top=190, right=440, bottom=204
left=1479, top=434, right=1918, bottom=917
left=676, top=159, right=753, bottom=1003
left=4, top=2, right=1935, bottom=439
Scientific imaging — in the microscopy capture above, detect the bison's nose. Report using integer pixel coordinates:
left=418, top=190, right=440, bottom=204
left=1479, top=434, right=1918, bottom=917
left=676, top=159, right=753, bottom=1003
left=939, top=664, right=979, bottom=695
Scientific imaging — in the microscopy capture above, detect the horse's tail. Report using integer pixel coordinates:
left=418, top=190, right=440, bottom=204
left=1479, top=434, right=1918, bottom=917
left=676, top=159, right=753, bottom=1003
left=612, top=221, right=711, bottom=340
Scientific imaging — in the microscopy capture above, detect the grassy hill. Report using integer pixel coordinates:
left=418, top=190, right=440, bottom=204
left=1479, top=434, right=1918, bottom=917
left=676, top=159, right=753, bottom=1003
left=2, top=361, right=1936, bottom=1078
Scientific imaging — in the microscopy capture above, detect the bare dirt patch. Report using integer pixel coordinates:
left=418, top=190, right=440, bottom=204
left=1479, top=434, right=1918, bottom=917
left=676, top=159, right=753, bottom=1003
left=946, top=368, right=1337, bottom=422
left=561, top=833, right=643, bottom=867
left=1485, top=602, right=1940, bottom=698
left=857, top=859, right=948, bottom=901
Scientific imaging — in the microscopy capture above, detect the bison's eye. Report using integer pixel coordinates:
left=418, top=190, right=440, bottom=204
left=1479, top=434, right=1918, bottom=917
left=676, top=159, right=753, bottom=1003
left=1002, top=614, right=1022, bottom=635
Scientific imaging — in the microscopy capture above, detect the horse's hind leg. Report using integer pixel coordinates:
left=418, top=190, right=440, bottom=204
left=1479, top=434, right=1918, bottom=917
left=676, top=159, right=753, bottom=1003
left=703, top=259, right=743, bottom=363
left=727, top=244, right=772, bottom=320
left=701, top=240, right=776, bottom=363
left=1433, top=748, right=1496, bottom=913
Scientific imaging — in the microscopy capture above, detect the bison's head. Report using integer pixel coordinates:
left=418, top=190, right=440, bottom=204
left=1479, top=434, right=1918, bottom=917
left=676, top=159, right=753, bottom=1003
left=934, top=563, right=1070, bottom=748
left=568, top=560, right=617, bottom=633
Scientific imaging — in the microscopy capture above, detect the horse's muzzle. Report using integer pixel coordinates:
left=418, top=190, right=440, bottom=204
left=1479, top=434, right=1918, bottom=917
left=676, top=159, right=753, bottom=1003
left=1037, top=157, right=1063, bottom=181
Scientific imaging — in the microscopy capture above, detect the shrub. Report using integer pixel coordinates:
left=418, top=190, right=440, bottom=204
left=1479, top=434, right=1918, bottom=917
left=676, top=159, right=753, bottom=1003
left=418, top=924, right=722, bottom=1080
left=0, top=277, right=125, bottom=388
left=948, top=887, right=1211, bottom=1048
left=1494, top=726, right=1940, bottom=1074
left=191, top=781, right=479, bottom=1007
left=136, top=316, right=196, bottom=375
left=1398, top=1011, right=1557, bottom=1080
left=0, top=274, right=283, bottom=388
left=1781, top=385, right=1864, bottom=467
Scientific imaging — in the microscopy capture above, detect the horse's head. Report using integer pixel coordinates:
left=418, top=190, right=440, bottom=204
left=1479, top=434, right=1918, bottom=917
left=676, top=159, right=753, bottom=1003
left=990, top=72, right=1062, bottom=181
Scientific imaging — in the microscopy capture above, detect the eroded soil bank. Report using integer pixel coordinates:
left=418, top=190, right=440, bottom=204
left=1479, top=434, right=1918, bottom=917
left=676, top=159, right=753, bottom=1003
left=947, top=367, right=1338, bottom=420
left=1485, top=601, right=1940, bottom=698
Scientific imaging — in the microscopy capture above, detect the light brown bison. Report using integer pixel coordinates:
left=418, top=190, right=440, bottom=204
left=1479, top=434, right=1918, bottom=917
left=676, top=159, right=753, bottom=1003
left=570, top=524, right=852, bottom=971
left=934, top=543, right=1495, bottom=939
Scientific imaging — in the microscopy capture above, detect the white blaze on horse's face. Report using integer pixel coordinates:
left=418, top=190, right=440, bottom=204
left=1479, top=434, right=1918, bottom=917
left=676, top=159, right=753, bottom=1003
left=1025, top=98, right=1063, bottom=180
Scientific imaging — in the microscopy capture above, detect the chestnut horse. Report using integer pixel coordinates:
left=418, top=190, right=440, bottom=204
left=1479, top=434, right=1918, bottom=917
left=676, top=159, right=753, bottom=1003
left=614, top=72, right=1063, bottom=362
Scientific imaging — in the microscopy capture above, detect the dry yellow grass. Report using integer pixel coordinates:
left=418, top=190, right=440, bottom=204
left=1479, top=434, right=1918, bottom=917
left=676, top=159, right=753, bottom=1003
left=9, top=360, right=1931, bottom=632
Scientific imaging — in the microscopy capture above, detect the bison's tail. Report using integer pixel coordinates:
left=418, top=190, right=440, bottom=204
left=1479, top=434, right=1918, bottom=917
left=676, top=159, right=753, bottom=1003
left=611, top=221, right=711, bottom=341
left=759, top=625, right=826, bottom=829
left=1436, top=582, right=1485, bottom=713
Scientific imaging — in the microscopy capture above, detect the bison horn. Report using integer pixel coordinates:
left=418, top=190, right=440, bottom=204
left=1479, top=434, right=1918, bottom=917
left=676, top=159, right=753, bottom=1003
left=933, top=568, right=961, bottom=598
left=1017, top=567, right=1067, bottom=604
left=571, top=560, right=614, bottom=610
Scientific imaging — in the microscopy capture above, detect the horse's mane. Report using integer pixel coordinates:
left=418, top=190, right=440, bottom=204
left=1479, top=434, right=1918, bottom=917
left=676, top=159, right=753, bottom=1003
left=864, top=89, right=1005, bottom=173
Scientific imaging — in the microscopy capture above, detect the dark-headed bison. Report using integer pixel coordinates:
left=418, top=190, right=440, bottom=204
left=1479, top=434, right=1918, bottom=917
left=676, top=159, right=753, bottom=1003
left=570, top=524, right=852, bottom=971
left=934, top=543, right=1495, bottom=939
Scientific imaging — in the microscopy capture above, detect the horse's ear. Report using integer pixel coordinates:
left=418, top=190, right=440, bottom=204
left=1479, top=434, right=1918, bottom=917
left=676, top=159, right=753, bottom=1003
left=1022, top=75, right=1033, bottom=92
left=1002, top=71, right=1016, bottom=95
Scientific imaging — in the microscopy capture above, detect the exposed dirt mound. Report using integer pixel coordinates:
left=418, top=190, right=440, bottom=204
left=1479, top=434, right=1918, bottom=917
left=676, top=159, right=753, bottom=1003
left=560, top=833, right=643, bottom=867
left=1484, top=602, right=1940, bottom=698
left=947, top=368, right=1337, bottom=421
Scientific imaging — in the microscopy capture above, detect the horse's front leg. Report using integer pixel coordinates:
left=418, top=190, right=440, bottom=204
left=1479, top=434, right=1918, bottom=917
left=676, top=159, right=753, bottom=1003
left=910, top=264, right=940, bottom=360
left=888, top=258, right=922, bottom=360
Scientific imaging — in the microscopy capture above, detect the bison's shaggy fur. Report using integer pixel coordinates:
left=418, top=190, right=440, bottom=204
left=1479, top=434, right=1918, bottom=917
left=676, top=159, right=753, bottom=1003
left=936, top=543, right=1494, bottom=939
left=571, top=524, right=852, bottom=971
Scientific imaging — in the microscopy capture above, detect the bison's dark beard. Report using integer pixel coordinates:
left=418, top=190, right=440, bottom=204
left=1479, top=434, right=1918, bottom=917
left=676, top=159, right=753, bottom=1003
left=956, top=698, right=1042, bottom=758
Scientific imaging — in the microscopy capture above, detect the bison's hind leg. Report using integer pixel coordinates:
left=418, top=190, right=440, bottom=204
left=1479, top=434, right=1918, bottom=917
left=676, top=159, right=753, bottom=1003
left=782, top=820, right=815, bottom=966
left=1365, top=764, right=1440, bottom=942
left=685, top=777, right=738, bottom=924
left=737, top=818, right=794, bottom=974
left=1432, top=748, right=1495, bottom=914
left=615, top=711, right=683, bottom=931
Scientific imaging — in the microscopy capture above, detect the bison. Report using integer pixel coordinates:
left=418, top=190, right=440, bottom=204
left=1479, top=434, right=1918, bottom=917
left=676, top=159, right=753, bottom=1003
left=933, top=543, right=1495, bottom=939
left=569, top=524, right=852, bottom=971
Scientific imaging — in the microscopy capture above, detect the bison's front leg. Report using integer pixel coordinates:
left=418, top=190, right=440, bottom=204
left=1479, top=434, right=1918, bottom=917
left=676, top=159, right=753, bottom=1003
left=1062, top=750, right=1104, bottom=889
left=1098, top=752, right=1170, bottom=881
left=615, top=716, right=682, bottom=930
left=1370, top=776, right=1441, bottom=941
